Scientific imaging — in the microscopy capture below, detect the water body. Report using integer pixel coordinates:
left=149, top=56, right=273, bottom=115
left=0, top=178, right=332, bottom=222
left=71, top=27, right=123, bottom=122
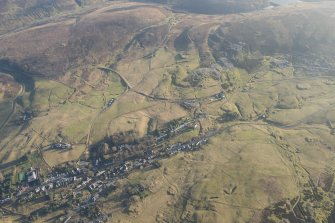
left=0, top=59, right=35, bottom=92
left=270, top=0, right=301, bottom=5
left=0, top=59, right=36, bottom=106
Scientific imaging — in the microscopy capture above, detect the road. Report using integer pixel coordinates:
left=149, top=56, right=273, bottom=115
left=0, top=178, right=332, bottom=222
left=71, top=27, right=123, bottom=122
left=0, top=206, right=27, bottom=218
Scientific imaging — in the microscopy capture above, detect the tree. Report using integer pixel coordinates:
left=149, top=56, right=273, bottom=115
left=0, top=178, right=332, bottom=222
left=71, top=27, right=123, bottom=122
left=101, top=143, right=110, bottom=155
left=220, top=111, right=239, bottom=122
left=0, top=171, right=4, bottom=183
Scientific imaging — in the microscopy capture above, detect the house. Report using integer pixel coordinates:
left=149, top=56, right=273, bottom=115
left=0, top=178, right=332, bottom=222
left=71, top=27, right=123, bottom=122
left=107, top=99, right=115, bottom=107
left=52, top=143, right=72, bottom=150
left=0, top=197, right=11, bottom=205
left=215, top=92, right=226, bottom=100
left=96, top=171, right=106, bottom=177
left=27, top=168, right=38, bottom=183
left=180, top=101, right=198, bottom=110
left=264, top=6, right=275, bottom=10
left=176, top=53, right=188, bottom=60
left=82, top=178, right=92, bottom=186
left=21, top=111, right=33, bottom=122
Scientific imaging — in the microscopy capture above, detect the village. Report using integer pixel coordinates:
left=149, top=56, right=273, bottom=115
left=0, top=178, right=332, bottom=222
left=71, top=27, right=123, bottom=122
left=0, top=115, right=210, bottom=222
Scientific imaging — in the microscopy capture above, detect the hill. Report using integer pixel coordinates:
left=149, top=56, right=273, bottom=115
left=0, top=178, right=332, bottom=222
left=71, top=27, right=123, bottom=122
left=0, top=0, right=107, bottom=34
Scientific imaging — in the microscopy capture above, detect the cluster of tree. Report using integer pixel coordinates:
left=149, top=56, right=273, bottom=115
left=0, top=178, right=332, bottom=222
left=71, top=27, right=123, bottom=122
left=108, top=131, right=139, bottom=146
left=90, top=132, right=156, bottom=162
left=0, top=172, right=10, bottom=198
left=79, top=204, right=102, bottom=220
left=187, top=68, right=221, bottom=87
left=0, top=172, right=4, bottom=183
left=219, top=111, right=240, bottom=122
left=124, top=183, right=148, bottom=199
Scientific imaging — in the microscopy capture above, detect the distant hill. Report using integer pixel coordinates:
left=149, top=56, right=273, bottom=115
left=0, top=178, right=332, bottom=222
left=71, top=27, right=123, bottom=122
left=209, top=7, right=335, bottom=60
left=0, top=0, right=106, bottom=34
left=0, top=3, right=169, bottom=77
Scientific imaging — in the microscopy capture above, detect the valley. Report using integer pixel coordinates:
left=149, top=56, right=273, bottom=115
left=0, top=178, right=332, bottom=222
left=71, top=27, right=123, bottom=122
left=1, top=1, right=335, bottom=222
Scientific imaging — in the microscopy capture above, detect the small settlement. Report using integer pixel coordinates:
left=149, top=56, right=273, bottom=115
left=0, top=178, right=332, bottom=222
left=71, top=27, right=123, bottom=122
left=16, top=110, right=34, bottom=125
left=0, top=116, right=211, bottom=222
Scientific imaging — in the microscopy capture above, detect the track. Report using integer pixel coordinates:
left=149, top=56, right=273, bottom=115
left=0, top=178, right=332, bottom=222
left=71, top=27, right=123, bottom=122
left=0, top=206, right=27, bottom=218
